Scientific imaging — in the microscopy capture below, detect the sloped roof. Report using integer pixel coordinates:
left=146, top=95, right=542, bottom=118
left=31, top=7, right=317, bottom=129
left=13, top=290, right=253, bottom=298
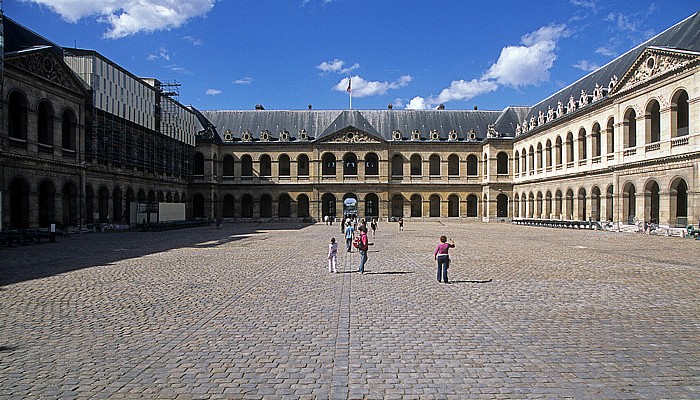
left=523, top=11, right=700, bottom=128
left=197, top=108, right=518, bottom=143
left=3, top=16, right=63, bottom=58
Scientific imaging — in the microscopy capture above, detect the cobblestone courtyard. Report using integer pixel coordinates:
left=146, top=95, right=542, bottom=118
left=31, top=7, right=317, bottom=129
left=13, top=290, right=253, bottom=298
left=1, top=222, right=699, bottom=399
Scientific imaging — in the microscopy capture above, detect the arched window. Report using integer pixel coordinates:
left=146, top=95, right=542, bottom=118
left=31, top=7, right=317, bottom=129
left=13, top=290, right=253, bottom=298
left=241, top=155, right=253, bottom=177
left=545, top=140, right=553, bottom=168
left=322, top=153, right=336, bottom=176
left=497, top=152, right=509, bottom=174
left=577, top=188, right=587, bottom=221
left=536, top=143, right=543, bottom=170
left=192, top=194, right=206, bottom=219
left=555, top=136, right=563, bottom=166
left=466, top=154, right=478, bottom=176
left=61, top=109, right=77, bottom=150
left=429, top=195, right=441, bottom=217
left=279, top=154, right=291, bottom=177
left=278, top=194, right=292, bottom=217
left=467, top=194, right=478, bottom=217
left=38, top=180, right=56, bottom=227
left=365, top=153, right=379, bottom=176
left=222, top=155, right=235, bottom=177
left=392, top=194, right=404, bottom=218
left=410, top=154, right=422, bottom=176
left=321, top=193, right=336, bottom=217
left=623, top=183, right=636, bottom=224
left=521, top=149, right=527, bottom=173
left=670, top=178, right=688, bottom=226
left=671, top=90, right=689, bottom=138
left=364, top=193, right=379, bottom=218
left=528, top=145, right=535, bottom=171
left=241, top=194, right=254, bottom=217
left=448, top=154, right=459, bottom=176
left=429, top=154, right=440, bottom=176
left=38, top=101, right=54, bottom=146
left=566, top=132, right=574, bottom=163
left=496, top=193, right=508, bottom=218
left=194, top=152, right=205, bottom=176
left=592, top=123, right=601, bottom=158
left=343, top=153, right=358, bottom=176
left=260, top=194, right=272, bottom=217
left=112, top=187, right=123, bottom=223
left=297, top=194, right=310, bottom=218
left=259, top=155, right=272, bottom=177
left=624, top=108, right=637, bottom=148
left=578, top=128, right=587, bottom=160
left=62, top=182, right=79, bottom=226
left=410, top=194, right=422, bottom=217
left=645, top=100, right=661, bottom=144
left=514, top=150, right=520, bottom=174
left=644, top=180, right=660, bottom=224
left=448, top=195, right=459, bottom=217
left=8, top=91, right=28, bottom=140
left=606, top=117, right=615, bottom=154
left=591, top=186, right=601, bottom=222
left=297, top=154, right=310, bottom=176
left=391, top=154, right=404, bottom=177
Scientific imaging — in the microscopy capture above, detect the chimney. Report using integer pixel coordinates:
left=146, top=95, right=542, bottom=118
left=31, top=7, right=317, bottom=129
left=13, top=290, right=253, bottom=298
left=437, top=104, right=445, bottom=110
left=255, top=104, right=265, bottom=110
left=473, top=105, right=478, bottom=110
left=388, top=104, right=393, bottom=110
left=308, top=104, right=312, bottom=109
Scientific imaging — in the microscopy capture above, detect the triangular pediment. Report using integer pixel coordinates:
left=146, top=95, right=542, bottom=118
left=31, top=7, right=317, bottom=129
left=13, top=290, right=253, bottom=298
left=316, top=110, right=385, bottom=143
left=611, top=47, right=700, bottom=95
left=6, top=48, right=88, bottom=95
left=317, top=126, right=383, bottom=144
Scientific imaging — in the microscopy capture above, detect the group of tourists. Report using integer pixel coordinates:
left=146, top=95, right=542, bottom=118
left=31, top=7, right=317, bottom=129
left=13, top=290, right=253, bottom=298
left=326, top=217, right=455, bottom=283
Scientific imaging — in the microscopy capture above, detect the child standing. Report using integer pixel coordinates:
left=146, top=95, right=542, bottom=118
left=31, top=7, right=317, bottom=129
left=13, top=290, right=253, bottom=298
left=328, top=238, right=338, bottom=273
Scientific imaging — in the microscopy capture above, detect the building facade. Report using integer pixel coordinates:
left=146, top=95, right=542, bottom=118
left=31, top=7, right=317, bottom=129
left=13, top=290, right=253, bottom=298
left=1, top=13, right=698, bottom=230
left=0, top=17, right=197, bottom=230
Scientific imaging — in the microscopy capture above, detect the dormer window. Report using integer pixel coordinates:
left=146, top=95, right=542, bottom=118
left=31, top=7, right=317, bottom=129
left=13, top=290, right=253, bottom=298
left=411, top=130, right=421, bottom=141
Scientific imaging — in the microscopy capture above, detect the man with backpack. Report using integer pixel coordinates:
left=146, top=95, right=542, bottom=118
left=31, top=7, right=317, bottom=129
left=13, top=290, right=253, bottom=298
left=357, top=226, right=372, bottom=274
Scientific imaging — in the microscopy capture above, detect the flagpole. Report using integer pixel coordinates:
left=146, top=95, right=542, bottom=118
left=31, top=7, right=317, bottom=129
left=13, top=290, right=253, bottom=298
left=347, top=76, right=352, bottom=110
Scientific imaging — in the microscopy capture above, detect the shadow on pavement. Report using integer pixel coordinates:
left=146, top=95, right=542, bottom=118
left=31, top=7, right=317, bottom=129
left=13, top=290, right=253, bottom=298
left=451, top=279, right=493, bottom=284
left=0, top=222, right=313, bottom=287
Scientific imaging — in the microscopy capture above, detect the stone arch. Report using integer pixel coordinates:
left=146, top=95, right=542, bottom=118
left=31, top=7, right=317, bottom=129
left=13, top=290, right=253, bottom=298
left=466, top=154, right=478, bottom=176
left=410, top=194, right=422, bottom=217
left=643, top=179, right=660, bottom=224
left=577, top=187, right=587, bottom=221
left=429, top=154, right=440, bottom=176
left=365, top=153, right=379, bottom=176
left=223, top=194, right=235, bottom=218
left=222, top=154, right=235, bottom=177
left=9, top=177, right=30, bottom=228
left=429, top=194, right=441, bottom=217
left=343, top=152, right=358, bottom=176
left=98, top=186, right=110, bottom=222
left=62, top=181, right=79, bottom=227
left=194, top=152, right=205, bottom=175
left=278, top=193, right=292, bottom=218
left=391, top=154, right=404, bottom=177
left=192, top=194, right=205, bottom=218
left=61, top=108, right=77, bottom=150
left=669, top=177, right=688, bottom=226
left=391, top=194, right=405, bottom=218
left=260, top=194, right=273, bottom=217
left=497, top=152, right=509, bottom=174
left=645, top=99, right=661, bottom=144
left=671, top=89, right=689, bottom=138
left=241, top=154, right=253, bottom=177
left=364, top=193, right=379, bottom=218
left=241, top=194, right=254, bottom=217
left=321, top=193, right=337, bottom=218
left=38, top=179, right=57, bottom=227
left=448, top=154, right=460, bottom=176
left=623, top=182, right=636, bottom=224
left=322, top=153, right=336, bottom=176
left=623, top=108, right=637, bottom=148
left=467, top=194, right=479, bottom=217
left=448, top=194, right=460, bottom=217
left=297, top=194, right=310, bottom=218
left=410, top=154, right=422, bottom=176
left=297, top=154, right=310, bottom=176
left=8, top=90, right=28, bottom=140
left=259, top=155, right=272, bottom=177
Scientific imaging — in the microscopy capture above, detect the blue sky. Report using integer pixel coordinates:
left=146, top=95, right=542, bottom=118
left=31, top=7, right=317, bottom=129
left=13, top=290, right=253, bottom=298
left=7, top=0, right=699, bottom=111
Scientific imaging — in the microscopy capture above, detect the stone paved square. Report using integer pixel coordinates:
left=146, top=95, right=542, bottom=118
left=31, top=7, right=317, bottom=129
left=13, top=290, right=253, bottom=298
left=1, top=222, right=699, bottom=399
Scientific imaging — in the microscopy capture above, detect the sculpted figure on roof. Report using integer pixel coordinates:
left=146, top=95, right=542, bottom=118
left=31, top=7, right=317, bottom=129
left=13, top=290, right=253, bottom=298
left=529, top=116, right=536, bottom=129
left=609, top=75, right=618, bottom=90
left=567, top=95, right=577, bottom=113
left=593, top=84, right=604, bottom=102
left=580, top=90, right=589, bottom=106
left=547, top=106, right=555, bottom=121
left=557, top=101, right=564, bottom=117
left=515, top=123, right=521, bottom=136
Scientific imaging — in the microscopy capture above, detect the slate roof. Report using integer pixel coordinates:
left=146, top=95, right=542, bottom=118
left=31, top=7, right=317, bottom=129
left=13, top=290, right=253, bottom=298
left=522, top=11, right=700, bottom=130
left=197, top=108, right=524, bottom=143
left=3, top=16, right=63, bottom=57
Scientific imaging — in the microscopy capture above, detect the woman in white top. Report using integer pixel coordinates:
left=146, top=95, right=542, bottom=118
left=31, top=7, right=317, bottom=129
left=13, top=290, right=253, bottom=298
left=328, top=238, right=338, bottom=273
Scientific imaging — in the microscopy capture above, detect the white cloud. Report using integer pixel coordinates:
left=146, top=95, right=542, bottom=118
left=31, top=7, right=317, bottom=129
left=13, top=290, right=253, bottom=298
left=333, top=75, right=411, bottom=98
left=392, top=98, right=404, bottom=108
left=25, top=0, right=216, bottom=39
left=484, top=24, right=569, bottom=87
left=405, top=96, right=429, bottom=110
left=159, top=47, right=170, bottom=61
left=573, top=60, right=600, bottom=72
left=206, top=89, right=222, bottom=96
left=166, top=64, right=192, bottom=75
left=147, top=54, right=158, bottom=61
left=316, top=59, right=360, bottom=75
left=435, top=79, right=498, bottom=104
left=233, top=77, right=253, bottom=85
